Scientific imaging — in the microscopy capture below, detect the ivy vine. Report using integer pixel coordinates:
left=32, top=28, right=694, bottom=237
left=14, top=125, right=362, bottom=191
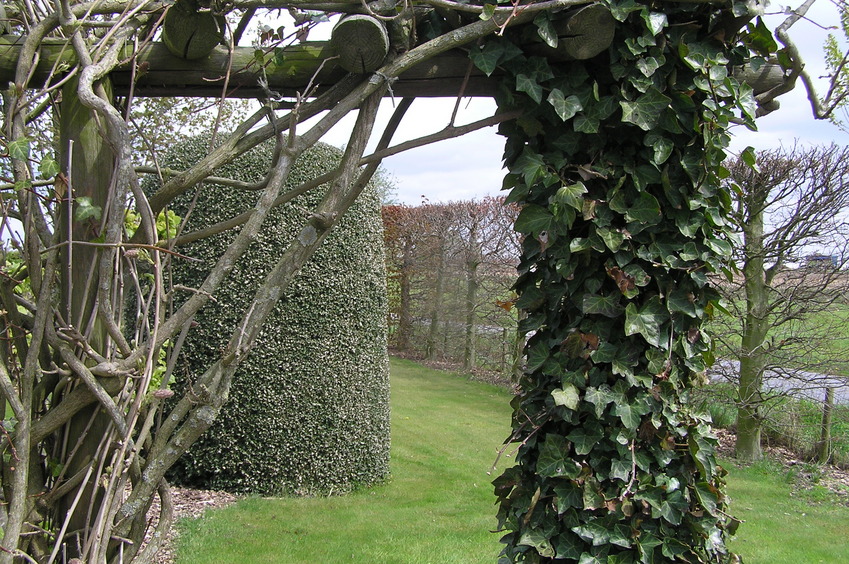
left=471, top=0, right=772, bottom=561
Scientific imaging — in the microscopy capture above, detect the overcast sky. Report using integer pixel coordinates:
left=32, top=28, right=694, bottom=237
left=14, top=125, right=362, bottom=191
left=318, top=1, right=849, bottom=204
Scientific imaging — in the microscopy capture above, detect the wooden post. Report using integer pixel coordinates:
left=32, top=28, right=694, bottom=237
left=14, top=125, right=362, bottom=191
left=55, top=77, right=115, bottom=555
left=817, top=387, right=834, bottom=464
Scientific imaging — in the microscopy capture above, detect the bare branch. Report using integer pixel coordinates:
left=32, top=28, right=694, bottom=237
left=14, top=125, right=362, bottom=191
left=772, top=0, right=849, bottom=119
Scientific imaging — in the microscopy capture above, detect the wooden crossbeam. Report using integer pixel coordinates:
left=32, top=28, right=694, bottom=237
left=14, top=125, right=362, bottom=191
left=0, top=35, right=786, bottom=101
left=0, top=36, right=494, bottom=98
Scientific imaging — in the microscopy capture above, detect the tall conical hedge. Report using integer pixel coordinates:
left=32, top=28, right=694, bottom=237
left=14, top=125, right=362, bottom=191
left=153, top=137, right=390, bottom=495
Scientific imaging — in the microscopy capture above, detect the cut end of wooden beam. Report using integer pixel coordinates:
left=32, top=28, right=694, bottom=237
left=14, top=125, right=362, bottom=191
left=330, top=14, right=389, bottom=74
left=161, top=0, right=225, bottom=60
left=528, top=4, right=616, bottom=62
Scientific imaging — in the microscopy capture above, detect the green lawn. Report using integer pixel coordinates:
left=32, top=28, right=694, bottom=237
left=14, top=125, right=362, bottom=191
left=174, top=357, right=849, bottom=563
left=726, top=461, right=849, bottom=563
left=174, top=357, right=514, bottom=563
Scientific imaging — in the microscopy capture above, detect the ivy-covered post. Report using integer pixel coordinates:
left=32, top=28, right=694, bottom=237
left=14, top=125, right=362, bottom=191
left=483, top=1, right=765, bottom=561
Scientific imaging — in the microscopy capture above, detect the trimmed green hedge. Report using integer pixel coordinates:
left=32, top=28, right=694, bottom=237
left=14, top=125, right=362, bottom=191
left=153, top=137, right=389, bottom=495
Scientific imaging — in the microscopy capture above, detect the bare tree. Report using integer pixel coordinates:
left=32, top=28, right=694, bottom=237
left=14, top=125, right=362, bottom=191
left=454, top=197, right=521, bottom=371
left=713, top=145, right=849, bottom=462
left=383, top=198, right=520, bottom=371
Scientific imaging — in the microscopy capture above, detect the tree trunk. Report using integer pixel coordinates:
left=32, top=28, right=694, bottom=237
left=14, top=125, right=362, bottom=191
left=397, top=238, right=414, bottom=351
left=736, top=195, right=769, bottom=462
left=817, top=387, right=834, bottom=463
left=510, top=322, right=525, bottom=382
left=425, top=235, right=446, bottom=361
left=463, top=258, right=479, bottom=371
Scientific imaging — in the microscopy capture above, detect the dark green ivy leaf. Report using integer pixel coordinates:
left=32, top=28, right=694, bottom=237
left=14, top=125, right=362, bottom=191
left=538, top=434, right=582, bottom=478
left=609, top=457, right=632, bottom=482
left=572, top=519, right=611, bottom=546
left=567, top=425, right=604, bottom=455
left=608, top=524, right=633, bottom=549
left=518, top=529, right=556, bottom=558
left=517, top=74, right=543, bottom=104
left=554, top=482, right=584, bottom=513
left=515, top=204, right=555, bottom=235
left=740, top=145, right=758, bottom=170
left=689, top=430, right=718, bottom=478
left=607, top=0, right=643, bottom=22
left=469, top=42, right=504, bottom=76
left=645, top=132, right=673, bottom=165
left=667, top=286, right=697, bottom=317
left=581, top=476, right=604, bottom=509
left=597, top=227, right=625, bottom=252
left=705, top=237, right=732, bottom=256
left=659, top=489, right=688, bottom=525
left=620, top=88, right=672, bottom=131
left=527, top=56, right=556, bottom=82
left=548, top=88, right=583, bottom=121
left=694, top=481, right=719, bottom=515
left=624, top=296, right=668, bottom=348
left=574, top=114, right=600, bottom=133
left=534, top=12, right=558, bottom=48
left=624, top=192, right=662, bottom=224
left=582, top=294, right=624, bottom=318
left=526, top=339, right=550, bottom=372
left=554, top=531, right=584, bottom=559
left=743, top=17, right=778, bottom=57
left=614, top=397, right=649, bottom=429
left=514, top=149, right=548, bottom=187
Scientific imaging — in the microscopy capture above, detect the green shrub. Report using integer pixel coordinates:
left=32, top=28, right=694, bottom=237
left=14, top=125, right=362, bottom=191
left=150, top=136, right=390, bottom=495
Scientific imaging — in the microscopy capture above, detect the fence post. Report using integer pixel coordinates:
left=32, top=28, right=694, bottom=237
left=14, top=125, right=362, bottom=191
left=817, top=387, right=834, bottom=464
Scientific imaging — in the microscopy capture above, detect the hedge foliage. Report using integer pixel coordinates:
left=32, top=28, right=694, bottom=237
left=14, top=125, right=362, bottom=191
left=151, top=136, right=390, bottom=495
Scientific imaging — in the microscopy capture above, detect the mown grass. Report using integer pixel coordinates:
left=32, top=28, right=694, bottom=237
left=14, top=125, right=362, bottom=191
left=173, top=357, right=514, bottom=563
left=726, top=460, right=849, bottom=563
left=174, top=358, right=849, bottom=563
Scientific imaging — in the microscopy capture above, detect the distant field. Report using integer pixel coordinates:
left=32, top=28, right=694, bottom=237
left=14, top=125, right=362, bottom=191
left=174, top=358, right=849, bottom=563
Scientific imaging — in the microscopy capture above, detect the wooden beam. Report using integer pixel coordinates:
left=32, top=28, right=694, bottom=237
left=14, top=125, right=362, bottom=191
left=0, top=36, right=493, bottom=98
left=330, top=14, right=389, bottom=73
left=0, top=35, right=787, bottom=100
